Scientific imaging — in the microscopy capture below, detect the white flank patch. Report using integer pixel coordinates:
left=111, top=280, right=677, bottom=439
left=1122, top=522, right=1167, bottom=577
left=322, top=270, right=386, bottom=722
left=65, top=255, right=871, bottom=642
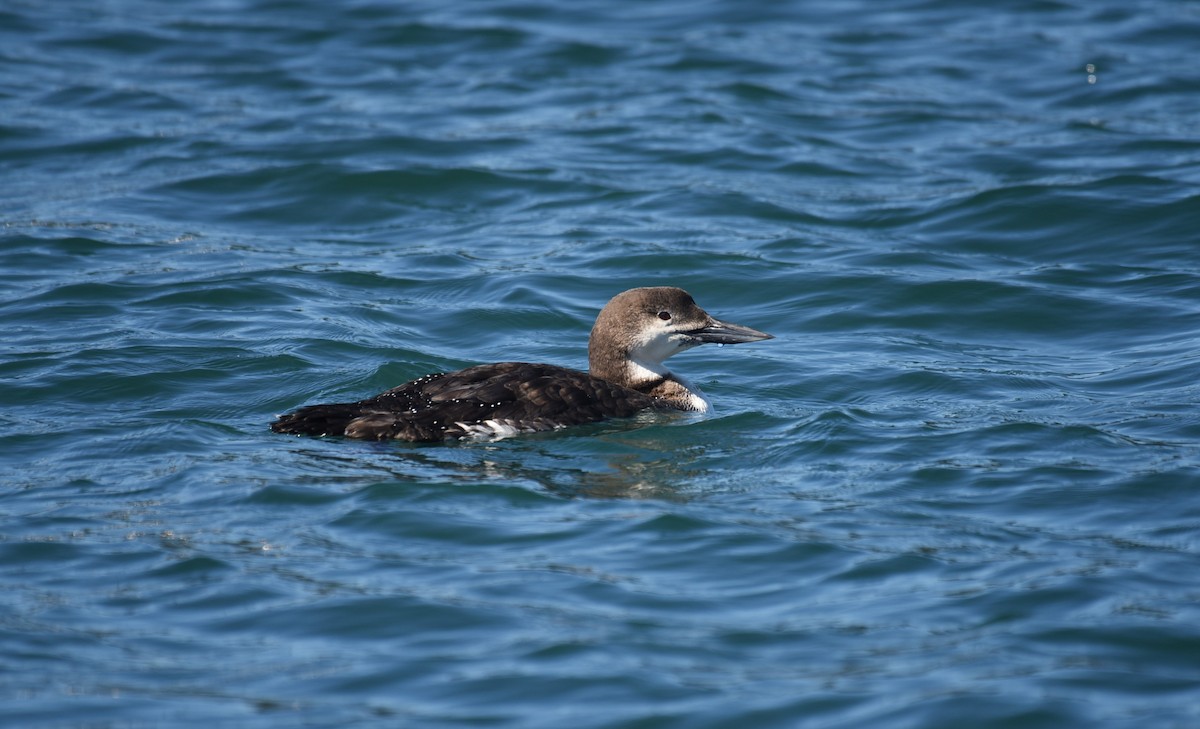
left=454, top=419, right=528, bottom=440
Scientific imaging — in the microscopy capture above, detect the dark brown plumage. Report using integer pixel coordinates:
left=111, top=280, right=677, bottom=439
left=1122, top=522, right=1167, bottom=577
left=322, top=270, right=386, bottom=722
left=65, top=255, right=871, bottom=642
left=271, top=362, right=665, bottom=442
left=270, top=287, right=772, bottom=442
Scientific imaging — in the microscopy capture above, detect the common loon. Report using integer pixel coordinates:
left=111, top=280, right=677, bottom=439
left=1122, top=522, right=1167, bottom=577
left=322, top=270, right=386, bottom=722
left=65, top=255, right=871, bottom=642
left=270, top=286, right=772, bottom=442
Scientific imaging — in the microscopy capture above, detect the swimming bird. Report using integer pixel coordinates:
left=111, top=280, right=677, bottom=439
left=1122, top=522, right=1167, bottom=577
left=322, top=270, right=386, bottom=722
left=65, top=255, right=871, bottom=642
left=270, top=286, right=772, bottom=442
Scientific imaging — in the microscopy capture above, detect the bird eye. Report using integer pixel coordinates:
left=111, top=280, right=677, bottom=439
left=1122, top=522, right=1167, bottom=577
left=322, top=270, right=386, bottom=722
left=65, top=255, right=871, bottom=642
left=657, top=311, right=671, bottom=321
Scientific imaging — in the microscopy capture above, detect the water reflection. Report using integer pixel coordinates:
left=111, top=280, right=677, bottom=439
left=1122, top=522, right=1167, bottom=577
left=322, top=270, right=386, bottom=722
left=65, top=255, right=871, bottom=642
left=277, top=412, right=723, bottom=501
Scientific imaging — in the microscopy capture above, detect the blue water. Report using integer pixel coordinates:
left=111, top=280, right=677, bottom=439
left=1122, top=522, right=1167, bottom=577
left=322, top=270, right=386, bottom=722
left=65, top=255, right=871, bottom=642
left=3, top=1, right=1200, bottom=726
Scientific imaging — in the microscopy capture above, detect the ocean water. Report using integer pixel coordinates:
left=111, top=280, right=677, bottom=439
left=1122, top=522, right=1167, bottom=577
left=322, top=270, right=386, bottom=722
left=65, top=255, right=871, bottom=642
left=3, top=0, right=1200, bottom=726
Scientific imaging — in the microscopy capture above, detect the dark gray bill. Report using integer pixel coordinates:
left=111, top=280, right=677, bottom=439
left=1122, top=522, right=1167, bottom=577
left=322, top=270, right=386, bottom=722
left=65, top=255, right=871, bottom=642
left=688, top=318, right=774, bottom=345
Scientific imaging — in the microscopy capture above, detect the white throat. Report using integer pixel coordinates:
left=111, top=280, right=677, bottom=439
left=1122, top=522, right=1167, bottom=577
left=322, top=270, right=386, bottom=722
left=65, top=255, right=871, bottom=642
left=626, top=356, right=711, bottom=412
left=628, top=355, right=670, bottom=384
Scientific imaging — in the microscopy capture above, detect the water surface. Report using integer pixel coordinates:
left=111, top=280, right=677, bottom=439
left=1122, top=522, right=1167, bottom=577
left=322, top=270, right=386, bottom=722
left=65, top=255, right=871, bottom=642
left=3, top=1, right=1200, bottom=727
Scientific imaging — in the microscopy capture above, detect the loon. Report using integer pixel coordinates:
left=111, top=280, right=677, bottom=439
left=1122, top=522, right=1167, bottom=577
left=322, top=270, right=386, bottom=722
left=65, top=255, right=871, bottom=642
left=270, top=286, right=772, bottom=442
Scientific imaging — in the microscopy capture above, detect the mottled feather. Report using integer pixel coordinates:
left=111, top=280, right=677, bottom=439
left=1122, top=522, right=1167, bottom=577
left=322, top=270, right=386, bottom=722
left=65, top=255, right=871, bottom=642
left=271, top=287, right=771, bottom=443
left=270, top=362, right=666, bottom=442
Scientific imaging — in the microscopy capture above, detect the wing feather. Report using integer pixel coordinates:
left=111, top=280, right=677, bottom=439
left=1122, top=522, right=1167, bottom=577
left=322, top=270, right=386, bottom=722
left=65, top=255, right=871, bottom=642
left=271, top=362, right=663, bottom=442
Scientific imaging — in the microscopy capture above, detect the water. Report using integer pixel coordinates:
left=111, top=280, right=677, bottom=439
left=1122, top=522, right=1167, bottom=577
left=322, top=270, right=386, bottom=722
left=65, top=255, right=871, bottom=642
left=3, top=0, right=1199, bottom=726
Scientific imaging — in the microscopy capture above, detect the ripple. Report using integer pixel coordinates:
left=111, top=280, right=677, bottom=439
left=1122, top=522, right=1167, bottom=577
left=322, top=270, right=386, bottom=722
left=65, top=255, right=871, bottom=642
left=3, top=0, right=1200, bottom=727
